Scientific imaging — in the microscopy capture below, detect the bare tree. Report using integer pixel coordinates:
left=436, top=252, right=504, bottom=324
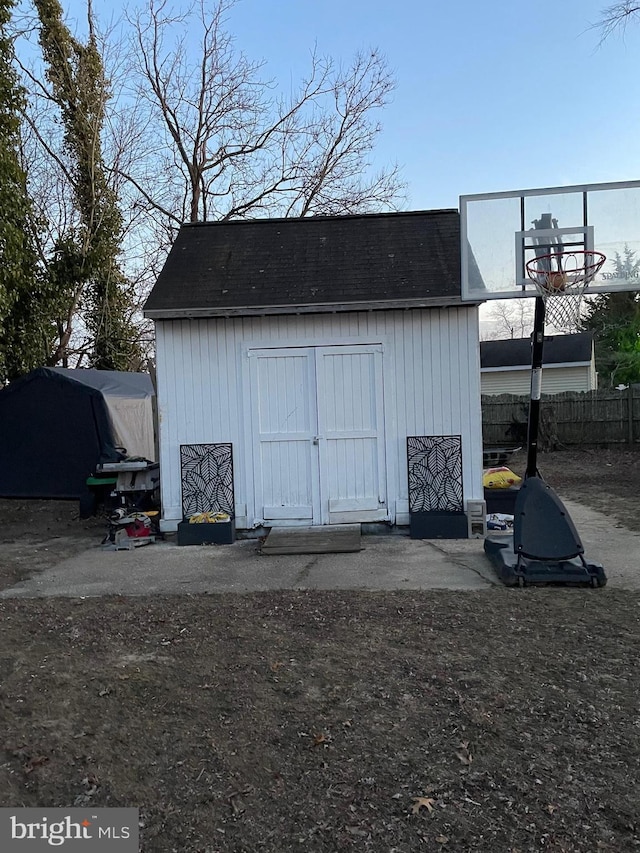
left=481, top=300, right=535, bottom=340
left=120, top=0, right=404, bottom=231
left=12, top=0, right=403, bottom=368
left=597, top=2, right=640, bottom=39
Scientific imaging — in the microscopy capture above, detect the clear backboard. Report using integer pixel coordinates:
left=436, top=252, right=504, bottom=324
left=460, top=180, right=640, bottom=301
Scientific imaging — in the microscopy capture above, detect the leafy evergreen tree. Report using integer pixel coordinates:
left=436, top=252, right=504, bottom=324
left=0, top=0, right=57, bottom=382
left=581, top=245, right=640, bottom=386
left=34, top=0, right=142, bottom=371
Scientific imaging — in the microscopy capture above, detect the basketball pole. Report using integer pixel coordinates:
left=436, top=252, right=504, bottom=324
left=525, top=295, right=546, bottom=479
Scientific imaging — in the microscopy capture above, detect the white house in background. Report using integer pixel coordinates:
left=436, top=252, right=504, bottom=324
left=143, top=210, right=485, bottom=533
left=480, top=332, right=597, bottom=396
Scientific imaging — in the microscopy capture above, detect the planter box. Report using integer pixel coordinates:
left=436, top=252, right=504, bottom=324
left=409, top=510, right=469, bottom=540
left=484, top=486, right=519, bottom=515
left=177, top=519, right=236, bottom=546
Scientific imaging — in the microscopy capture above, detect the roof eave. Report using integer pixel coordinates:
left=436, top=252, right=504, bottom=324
left=144, top=295, right=476, bottom=320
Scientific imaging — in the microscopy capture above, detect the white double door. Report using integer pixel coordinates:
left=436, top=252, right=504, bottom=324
left=249, top=345, right=388, bottom=526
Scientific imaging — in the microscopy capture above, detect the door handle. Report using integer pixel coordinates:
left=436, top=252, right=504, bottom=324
left=313, top=437, right=320, bottom=445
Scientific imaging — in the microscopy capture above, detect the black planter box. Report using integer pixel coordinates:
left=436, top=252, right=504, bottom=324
left=484, top=486, right=520, bottom=515
left=177, top=519, right=236, bottom=545
left=409, top=510, right=469, bottom=540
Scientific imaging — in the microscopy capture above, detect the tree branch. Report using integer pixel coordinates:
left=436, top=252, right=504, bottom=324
left=596, top=2, right=640, bottom=40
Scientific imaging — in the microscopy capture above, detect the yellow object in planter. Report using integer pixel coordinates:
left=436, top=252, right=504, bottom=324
left=482, top=467, right=522, bottom=489
left=188, top=511, right=231, bottom=524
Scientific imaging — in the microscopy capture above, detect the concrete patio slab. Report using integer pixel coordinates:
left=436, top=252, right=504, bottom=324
left=0, top=496, right=637, bottom=598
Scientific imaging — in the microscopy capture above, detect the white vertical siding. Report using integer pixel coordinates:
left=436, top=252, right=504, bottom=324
left=155, top=307, right=484, bottom=528
left=542, top=367, right=594, bottom=394
left=481, top=365, right=594, bottom=396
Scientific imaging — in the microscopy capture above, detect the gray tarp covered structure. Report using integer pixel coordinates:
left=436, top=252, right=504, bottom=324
left=0, top=367, right=155, bottom=499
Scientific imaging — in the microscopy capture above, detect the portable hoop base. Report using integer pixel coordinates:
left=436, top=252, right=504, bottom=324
left=484, top=478, right=607, bottom=587
left=484, top=536, right=607, bottom=588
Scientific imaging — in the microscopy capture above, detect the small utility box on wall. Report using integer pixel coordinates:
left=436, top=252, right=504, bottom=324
left=467, top=499, right=487, bottom=538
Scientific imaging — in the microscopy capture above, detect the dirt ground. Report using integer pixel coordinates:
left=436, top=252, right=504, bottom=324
left=1, top=446, right=640, bottom=852
left=509, top=446, right=640, bottom=533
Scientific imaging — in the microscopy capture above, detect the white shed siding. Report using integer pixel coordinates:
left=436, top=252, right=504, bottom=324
left=155, top=307, right=483, bottom=529
left=481, top=365, right=593, bottom=396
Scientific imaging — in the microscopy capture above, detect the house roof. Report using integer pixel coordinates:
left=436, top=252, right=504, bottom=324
left=480, top=332, right=594, bottom=369
left=144, top=209, right=472, bottom=319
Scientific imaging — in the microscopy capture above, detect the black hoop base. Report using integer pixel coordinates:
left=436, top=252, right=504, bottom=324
left=484, top=535, right=606, bottom=588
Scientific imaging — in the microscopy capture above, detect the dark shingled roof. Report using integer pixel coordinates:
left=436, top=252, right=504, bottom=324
left=144, top=209, right=470, bottom=318
left=480, top=332, right=594, bottom=369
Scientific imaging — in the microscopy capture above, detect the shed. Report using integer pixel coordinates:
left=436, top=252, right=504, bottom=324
left=480, top=333, right=597, bottom=395
left=144, top=209, right=485, bottom=533
left=0, top=368, right=156, bottom=499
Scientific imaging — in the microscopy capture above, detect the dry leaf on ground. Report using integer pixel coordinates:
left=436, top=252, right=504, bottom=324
left=456, top=740, right=473, bottom=765
left=411, top=796, right=435, bottom=814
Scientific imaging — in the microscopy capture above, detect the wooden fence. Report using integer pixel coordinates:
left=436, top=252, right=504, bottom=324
left=482, top=387, right=640, bottom=447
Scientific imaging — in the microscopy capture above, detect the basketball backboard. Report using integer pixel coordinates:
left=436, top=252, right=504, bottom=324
left=460, top=179, right=640, bottom=301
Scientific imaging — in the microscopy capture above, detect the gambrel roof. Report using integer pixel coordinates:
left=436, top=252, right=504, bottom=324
left=144, top=209, right=471, bottom=319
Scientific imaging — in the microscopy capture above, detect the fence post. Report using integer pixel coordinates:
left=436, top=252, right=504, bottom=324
left=630, top=385, right=635, bottom=446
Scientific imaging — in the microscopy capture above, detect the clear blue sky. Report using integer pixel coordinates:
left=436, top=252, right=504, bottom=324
left=68, top=0, right=640, bottom=211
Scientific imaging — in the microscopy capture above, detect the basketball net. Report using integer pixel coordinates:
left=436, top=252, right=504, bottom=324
left=525, top=250, right=606, bottom=332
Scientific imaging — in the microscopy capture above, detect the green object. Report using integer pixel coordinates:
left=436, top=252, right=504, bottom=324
left=86, top=476, right=117, bottom=486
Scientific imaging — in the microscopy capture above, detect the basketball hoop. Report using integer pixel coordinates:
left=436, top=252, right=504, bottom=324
left=525, top=250, right=606, bottom=331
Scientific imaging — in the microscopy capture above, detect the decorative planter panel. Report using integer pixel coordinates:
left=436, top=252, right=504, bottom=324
left=180, top=443, right=234, bottom=518
left=407, top=435, right=463, bottom=512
